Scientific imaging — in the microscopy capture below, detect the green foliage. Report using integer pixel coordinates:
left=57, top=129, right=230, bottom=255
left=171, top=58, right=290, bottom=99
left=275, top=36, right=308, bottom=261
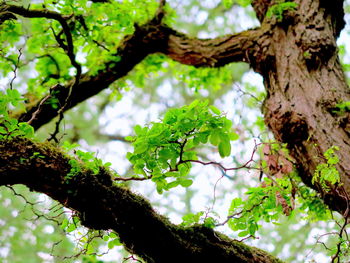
left=62, top=141, right=113, bottom=180
left=228, top=176, right=293, bottom=237
left=203, top=217, right=217, bottom=228
left=266, top=1, right=298, bottom=21
left=126, top=100, right=238, bottom=193
left=103, top=232, right=122, bottom=249
left=222, top=0, right=251, bottom=8
left=173, top=63, right=236, bottom=93
left=332, top=101, right=350, bottom=115
left=129, top=55, right=243, bottom=100
left=180, top=211, right=216, bottom=228
left=181, top=211, right=205, bottom=226
left=298, top=186, right=332, bottom=221
left=0, top=0, right=160, bottom=93
left=0, top=89, right=34, bottom=139
left=0, top=20, right=22, bottom=76
left=228, top=174, right=334, bottom=238
left=312, top=146, right=340, bottom=191
left=227, top=143, right=335, bottom=238
left=61, top=215, right=81, bottom=232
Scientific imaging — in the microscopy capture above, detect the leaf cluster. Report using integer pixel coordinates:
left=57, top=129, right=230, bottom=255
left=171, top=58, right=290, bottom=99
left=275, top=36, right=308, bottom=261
left=312, top=146, right=340, bottom=191
left=332, top=101, right=350, bottom=115
left=228, top=176, right=293, bottom=237
left=62, top=141, right=113, bottom=181
left=266, top=1, right=298, bottom=21
left=126, top=100, right=238, bottom=193
left=0, top=89, right=34, bottom=139
left=180, top=211, right=217, bottom=229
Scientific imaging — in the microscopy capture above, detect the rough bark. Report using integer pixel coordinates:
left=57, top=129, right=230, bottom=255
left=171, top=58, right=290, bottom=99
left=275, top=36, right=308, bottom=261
left=250, top=0, right=350, bottom=214
left=0, top=138, right=283, bottom=263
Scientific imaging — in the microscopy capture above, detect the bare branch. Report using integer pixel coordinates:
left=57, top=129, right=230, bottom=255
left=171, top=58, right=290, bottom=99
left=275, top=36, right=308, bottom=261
left=9, top=48, right=22, bottom=89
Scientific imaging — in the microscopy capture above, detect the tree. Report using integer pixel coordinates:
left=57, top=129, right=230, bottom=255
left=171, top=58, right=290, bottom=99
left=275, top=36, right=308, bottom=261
left=0, top=0, right=350, bottom=262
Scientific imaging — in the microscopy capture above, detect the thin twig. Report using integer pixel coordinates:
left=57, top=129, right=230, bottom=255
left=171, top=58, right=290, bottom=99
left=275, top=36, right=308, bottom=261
left=9, top=48, right=22, bottom=89
left=5, top=4, right=82, bottom=139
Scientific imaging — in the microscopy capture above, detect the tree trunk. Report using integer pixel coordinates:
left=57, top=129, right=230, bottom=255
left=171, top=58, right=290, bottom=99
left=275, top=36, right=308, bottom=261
left=252, top=0, right=350, bottom=214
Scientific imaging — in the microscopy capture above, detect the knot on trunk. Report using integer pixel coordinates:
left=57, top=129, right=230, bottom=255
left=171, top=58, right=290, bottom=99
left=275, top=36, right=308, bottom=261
left=268, top=111, right=309, bottom=145
left=296, top=28, right=336, bottom=70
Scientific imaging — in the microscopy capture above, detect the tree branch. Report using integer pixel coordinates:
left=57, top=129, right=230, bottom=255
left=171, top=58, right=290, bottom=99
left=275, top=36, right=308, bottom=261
left=11, top=4, right=264, bottom=130
left=0, top=137, right=284, bottom=263
left=4, top=3, right=81, bottom=78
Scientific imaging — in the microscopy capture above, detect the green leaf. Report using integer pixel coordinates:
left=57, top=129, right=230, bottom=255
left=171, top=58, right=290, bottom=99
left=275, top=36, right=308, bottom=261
left=18, top=123, right=34, bottom=138
left=209, top=105, right=221, bottom=115
left=134, top=124, right=143, bottom=135
left=109, top=232, right=118, bottom=238
left=235, top=0, right=251, bottom=7
left=108, top=240, right=115, bottom=249
left=219, top=133, right=230, bottom=144
left=203, top=217, right=216, bottom=228
left=67, top=222, right=77, bottom=232
left=179, top=179, right=193, bottom=187
left=0, top=127, right=7, bottom=134
left=181, top=211, right=204, bottom=226
left=248, top=224, right=257, bottom=235
left=229, top=132, right=239, bottom=141
left=179, top=163, right=190, bottom=176
left=223, top=118, right=233, bottom=129
left=238, top=230, right=249, bottom=237
left=222, top=0, right=234, bottom=8
left=189, top=99, right=199, bottom=109
left=218, top=141, right=231, bottom=157
left=159, top=148, right=173, bottom=159
left=167, top=181, right=180, bottom=189
left=125, top=136, right=134, bottom=141
left=209, top=130, right=220, bottom=146
left=134, top=142, right=148, bottom=154
left=61, top=218, right=69, bottom=229
left=230, top=197, right=243, bottom=210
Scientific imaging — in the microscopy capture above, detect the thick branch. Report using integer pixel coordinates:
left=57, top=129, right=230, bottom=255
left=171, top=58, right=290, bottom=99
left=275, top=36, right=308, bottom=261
left=166, top=28, right=262, bottom=67
left=0, top=137, right=283, bottom=263
left=13, top=5, right=263, bottom=129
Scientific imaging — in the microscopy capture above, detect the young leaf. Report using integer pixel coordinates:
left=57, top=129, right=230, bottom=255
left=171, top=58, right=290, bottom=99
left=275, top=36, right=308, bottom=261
left=218, top=141, right=231, bottom=157
left=209, top=105, right=221, bottom=115
left=179, top=179, right=193, bottom=187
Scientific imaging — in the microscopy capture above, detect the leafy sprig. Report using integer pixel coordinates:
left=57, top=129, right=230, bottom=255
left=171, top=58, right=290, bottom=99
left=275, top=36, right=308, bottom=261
left=312, top=146, right=340, bottom=191
left=62, top=141, right=113, bottom=181
left=126, top=100, right=239, bottom=193
left=0, top=89, right=34, bottom=139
